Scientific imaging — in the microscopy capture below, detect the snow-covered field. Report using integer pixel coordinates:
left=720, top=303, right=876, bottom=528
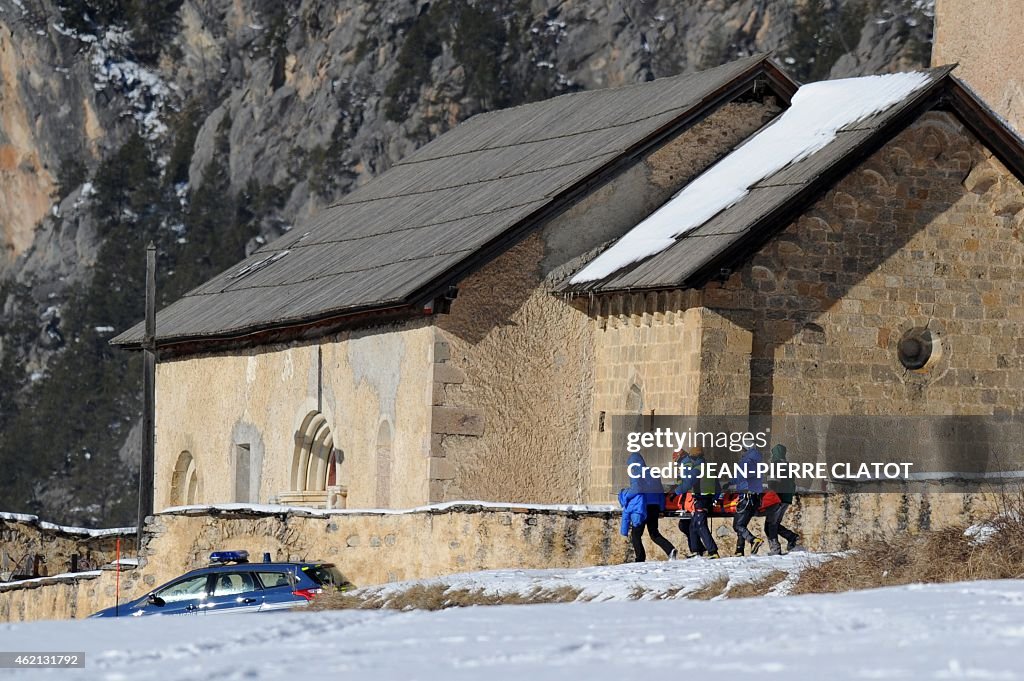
left=1, top=558, right=1023, bottom=680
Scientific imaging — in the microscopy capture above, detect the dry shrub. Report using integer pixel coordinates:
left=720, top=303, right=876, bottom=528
left=687, top=575, right=729, bottom=600
left=655, top=586, right=687, bottom=600
left=628, top=585, right=648, bottom=600
left=727, top=570, right=788, bottom=599
left=309, top=590, right=380, bottom=610
left=793, top=493, right=1024, bottom=595
left=311, top=583, right=583, bottom=612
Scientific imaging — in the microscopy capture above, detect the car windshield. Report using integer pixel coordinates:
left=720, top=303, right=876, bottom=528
left=302, top=564, right=345, bottom=587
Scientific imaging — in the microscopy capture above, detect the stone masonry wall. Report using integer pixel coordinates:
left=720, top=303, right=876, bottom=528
left=703, top=111, right=1024, bottom=424
left=587, top=298, right=753, bottom=502
left=433, top=100, right=778, bottom=505
left=588, top=293, right=702, bottom=501
left=0, top=516, right=134, bottom=580
left=0, top=493, right=1004, bottom=622
left=0, top=570, right=116, bottom=622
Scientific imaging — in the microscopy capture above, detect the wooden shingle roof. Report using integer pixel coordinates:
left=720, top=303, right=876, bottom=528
left=113, top=54, right=796, bottom=349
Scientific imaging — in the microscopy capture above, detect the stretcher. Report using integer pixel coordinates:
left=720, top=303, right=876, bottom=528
left=662, top=490, right=781, bottom=518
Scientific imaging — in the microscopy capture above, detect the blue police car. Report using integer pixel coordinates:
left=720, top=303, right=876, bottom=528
left=90, top=551, right=350, bottom=618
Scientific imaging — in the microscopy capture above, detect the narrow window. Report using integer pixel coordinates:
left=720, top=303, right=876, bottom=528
left=235, top=444, right=252, bottom=502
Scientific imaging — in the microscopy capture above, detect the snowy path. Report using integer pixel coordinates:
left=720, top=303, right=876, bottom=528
left=355, top=551, right=826, bottom=601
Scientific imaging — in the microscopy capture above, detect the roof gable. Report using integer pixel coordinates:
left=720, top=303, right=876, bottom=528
left=113, top=55, right=796, bottom=349
left=561, top=68, right=1024, bottom=295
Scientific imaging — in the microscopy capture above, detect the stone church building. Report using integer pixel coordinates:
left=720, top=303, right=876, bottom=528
left=114, top=11, right=1024, bottom=511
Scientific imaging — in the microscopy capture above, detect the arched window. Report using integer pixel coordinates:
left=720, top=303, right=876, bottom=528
left=375, top=420, right=393, bottom=508
left=290, top=411, right=342, bottom=493
left=170, top=451, right=200, bottom=506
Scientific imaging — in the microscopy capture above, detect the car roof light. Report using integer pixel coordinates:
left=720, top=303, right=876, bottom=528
left=209, top=550, right=250, bottom=564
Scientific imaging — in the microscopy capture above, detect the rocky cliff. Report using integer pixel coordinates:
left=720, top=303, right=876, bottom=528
left=0, top=0, right=935, bottom=525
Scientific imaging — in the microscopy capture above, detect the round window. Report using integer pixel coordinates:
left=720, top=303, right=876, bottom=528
left=897, top=328, right=937, bottom=371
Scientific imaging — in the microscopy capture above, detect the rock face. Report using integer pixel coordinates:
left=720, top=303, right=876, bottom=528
left=0, top=0, right=935, bottom=525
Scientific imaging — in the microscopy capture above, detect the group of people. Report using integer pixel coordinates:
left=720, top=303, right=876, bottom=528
left=619, top=444, right=801, bottom=561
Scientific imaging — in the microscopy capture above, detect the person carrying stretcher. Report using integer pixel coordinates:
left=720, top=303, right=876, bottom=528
left=678, top=447, right=720, bottom=559
left=619, top=451, right=677, bottom=562
left=730, top=447, right=765, bottom=556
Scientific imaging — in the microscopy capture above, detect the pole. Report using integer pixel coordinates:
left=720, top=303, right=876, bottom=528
left=137, top=243, right=156, bottom=550
left=115, top=538, right=121, bottom=618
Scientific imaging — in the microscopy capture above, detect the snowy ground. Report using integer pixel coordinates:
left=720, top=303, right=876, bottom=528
left=3, top=553, right=1024, bottom=680
left=350, top=551, right=827, bottom=603
left=2, top=572, right=1023, bottom=680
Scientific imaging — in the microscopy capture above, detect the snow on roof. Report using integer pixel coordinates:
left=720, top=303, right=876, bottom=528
left=569, top=71, right=935, bottom=284
left=0, top=511, right=134, bottom=538
left=0, top=570, right=102, bottom=592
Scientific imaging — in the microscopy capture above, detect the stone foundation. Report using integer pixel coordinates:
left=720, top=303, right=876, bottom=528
left=0, top=515, right=134, bottom=581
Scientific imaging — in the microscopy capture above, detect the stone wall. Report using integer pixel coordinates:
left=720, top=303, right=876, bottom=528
left=933, top=0, right=1024, bottom=132
left=136, top=504, right=627, bottom=590
left=153, top=320, right=436, bottom=510
left=433, top=100, right=779, bottom=505
left=703, top=111, right=1024, bottom=424
left=586, top=297, right=755, bottom=502
left=0, top=570, right=115, bottom=622
left=0, top=493, right=1005, bottom=623
left=0, top=515, right=134, bottom=580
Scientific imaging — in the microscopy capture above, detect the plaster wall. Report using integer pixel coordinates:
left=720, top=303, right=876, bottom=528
left=153, top=321, right=435, bottom=511
left=933, top=0, right=1024, bottom=132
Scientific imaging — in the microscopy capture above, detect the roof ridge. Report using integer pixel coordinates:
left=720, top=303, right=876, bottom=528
left=459, top=53, right=772, bottom=125
left=111, top=53, right=794, bottom=349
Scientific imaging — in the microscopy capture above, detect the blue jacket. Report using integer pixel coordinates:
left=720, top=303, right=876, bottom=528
left=732, top=447, right=765, bottom=493
left=618, top=489, right=647, bottom=535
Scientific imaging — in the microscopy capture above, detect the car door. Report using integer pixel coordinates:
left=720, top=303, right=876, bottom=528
left=204, top=571, right=262, bottom=615
left=143, top=574, right=212, bottom=616
left=254, top=569, right=301, bottom=612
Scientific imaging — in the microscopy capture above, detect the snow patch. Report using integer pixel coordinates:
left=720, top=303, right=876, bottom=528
left=160, top=500, right=618, bottom=517
left=51, top=22, right=176, bottom=139
left=0, top=570, right=102, bottom=592
left=570, top=71, right=935, bottom=284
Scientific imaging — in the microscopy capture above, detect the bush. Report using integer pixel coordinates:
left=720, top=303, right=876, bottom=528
left=792, top=491, right=1024, bottom=594
left=310, top=583, right=585, bottom=611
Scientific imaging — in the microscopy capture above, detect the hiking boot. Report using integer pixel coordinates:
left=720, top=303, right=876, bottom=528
left=750, top=538, right=765, bottom=555
left=734, top=548, right=745, bottom=557
left=669, top=549, right=678, bottom=561
left=708, top=553, right=721, bottom=560
left=686, top=553, right=703, bottom=559
left=787, top=537, right=804, bottom=552
left=768, top=539, right=782, bottom=556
